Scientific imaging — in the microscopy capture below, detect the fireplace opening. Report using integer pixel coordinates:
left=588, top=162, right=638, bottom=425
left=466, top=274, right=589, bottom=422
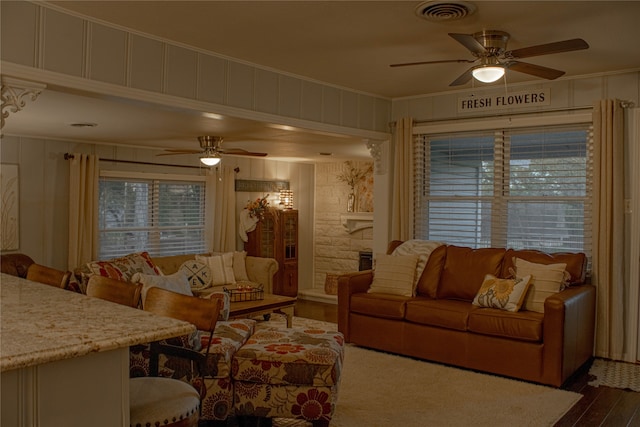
left=359, top=251, right=373, bottom=271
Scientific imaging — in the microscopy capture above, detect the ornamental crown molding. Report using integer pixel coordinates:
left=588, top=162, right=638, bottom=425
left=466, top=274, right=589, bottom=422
left=1, top=77, right=46, bottom=130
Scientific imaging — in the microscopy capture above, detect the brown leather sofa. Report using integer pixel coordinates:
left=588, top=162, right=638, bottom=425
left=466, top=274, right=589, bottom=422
left=337, top=241, right=596, bottom=387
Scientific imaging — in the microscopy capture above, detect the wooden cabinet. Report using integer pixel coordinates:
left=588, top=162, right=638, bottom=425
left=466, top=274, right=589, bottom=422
left=245, top=209, right=298, bottom=296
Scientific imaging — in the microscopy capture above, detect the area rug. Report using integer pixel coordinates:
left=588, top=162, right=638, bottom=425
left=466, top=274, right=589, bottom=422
left=255, top=315, right=582, bottom=427
left=588, top=358, right=640, bottom=392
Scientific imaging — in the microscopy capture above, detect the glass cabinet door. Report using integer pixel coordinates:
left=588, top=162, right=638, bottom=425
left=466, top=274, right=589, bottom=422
left=283, top=213, right=297, bottom=260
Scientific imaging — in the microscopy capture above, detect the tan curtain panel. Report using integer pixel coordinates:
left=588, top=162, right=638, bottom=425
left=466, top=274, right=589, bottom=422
left=67, top=153, right=99, bottom=270
left=391, top=117, right=414, bottom=241
left=209, top=166, right=237, bottom=252
left=592, top=99, right=626, bottom=360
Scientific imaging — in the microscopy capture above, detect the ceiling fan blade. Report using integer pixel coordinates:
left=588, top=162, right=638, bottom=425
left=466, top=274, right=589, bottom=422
left=505, top=61, right=565, bottom=80
left=390, top=59, right=474, bottom=68
left=449, top=67, right=475, bottom=86
left=506, top=38, right=589, bottom=59
left=219, top=148, right=268, bottom=157
left=448, top=33, right=487, bottom=55
left=156, top=149, right=201, bottom=156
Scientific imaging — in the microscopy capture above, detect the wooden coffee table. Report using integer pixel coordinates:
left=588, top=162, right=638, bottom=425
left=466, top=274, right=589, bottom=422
left=228, top=294, right=297, bottom=327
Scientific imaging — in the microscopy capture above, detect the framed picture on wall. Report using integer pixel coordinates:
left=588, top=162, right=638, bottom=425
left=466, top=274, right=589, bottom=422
left=1, top=164, right=19, bottom=250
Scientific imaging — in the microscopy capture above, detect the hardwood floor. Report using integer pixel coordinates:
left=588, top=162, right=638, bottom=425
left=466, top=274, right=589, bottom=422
left=294, top=299, right=640, bottom=427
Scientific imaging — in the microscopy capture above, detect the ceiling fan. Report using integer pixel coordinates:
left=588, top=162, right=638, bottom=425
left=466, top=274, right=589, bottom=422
left=159, top=136, right=267, bottom=166
left=390, top=30, right=589, bottom=86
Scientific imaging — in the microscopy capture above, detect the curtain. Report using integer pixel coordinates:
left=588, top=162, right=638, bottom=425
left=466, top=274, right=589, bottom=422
left=592, top=99, right=626, bottom=360
left=391, top=117, right=414, bottom=241
left=209, top=166, right=236, bottom=252
left=67, top=153, right=99, bottom=270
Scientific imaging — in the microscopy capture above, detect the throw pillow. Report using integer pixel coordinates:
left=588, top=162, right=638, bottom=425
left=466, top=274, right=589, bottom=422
left=131, top=270, right=193, bottom=307
left=232, top=251, right=250, bottom=282
left=515, top=258, right=568, bottom=313
left=368, top=253, right=419, bottom=297
left=179, top=260, right=213, bottom=291
left=85, top=251, right=161, bottom=282
left=472, top=274, right=532, bottom=312
left=391, top=240, right=443, bottom=288
left=196, top=253, right=236, bottom=286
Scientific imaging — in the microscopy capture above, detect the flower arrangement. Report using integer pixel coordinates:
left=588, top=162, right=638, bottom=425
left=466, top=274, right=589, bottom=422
left=336, top=161, right=373, bottom=190
left=245, top=194, right=270, bottom=219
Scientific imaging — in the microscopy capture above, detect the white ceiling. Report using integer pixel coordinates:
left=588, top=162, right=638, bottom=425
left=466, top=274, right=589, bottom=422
left=3, top=1, right=640, bottom=163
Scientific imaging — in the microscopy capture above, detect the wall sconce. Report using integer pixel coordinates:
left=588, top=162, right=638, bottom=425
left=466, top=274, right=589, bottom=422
left=279, top=190, right=293, bottom=209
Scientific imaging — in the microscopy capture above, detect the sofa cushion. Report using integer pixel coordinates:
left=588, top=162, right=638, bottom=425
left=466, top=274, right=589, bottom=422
left=502, top=249, right=586, bottom=286
left=415, top=245, right=447, bottom=298
left=468, top=308, right=544, bottom=342
left=405, top=299, right=476, bottom=331
left=351, top=293, right=409, bottom=320
left=515, top=258, right=567, bottom=313
left=391, top=240, right=443, bottom=290
left=86, top=251, right=161, bottom=281
left=196, top=253, right=236, bottom=285
left=368, top=253, right=418, bottom=296
left=437, top=246, right=506, bottom=302
left=472, top=274, right=532, bottom=312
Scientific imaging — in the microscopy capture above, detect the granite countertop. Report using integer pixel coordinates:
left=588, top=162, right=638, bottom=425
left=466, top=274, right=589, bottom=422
left=0, top=273, right=195, bottom=372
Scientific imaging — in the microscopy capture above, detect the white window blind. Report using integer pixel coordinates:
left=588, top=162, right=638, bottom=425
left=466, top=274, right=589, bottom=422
left=415, top=123, right=592, bottom=256
left=98, top=176, right=206, bottom=258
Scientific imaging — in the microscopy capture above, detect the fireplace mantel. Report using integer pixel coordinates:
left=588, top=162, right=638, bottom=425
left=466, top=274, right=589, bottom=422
left=340, top=212, right=373, bottom=233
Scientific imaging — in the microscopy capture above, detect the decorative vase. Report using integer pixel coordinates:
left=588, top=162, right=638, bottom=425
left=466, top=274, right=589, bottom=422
left=347, top=192, right=356, bottom=212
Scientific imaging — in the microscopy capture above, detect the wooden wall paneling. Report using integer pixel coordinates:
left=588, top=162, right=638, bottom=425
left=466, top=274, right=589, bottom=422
left=322, top=86, right=342, bottom=126
left=374, top=98, right=392, bottom=133
left=19, top=137, right=46, bottom=262
left=44, top=140, right=70, bottom=269
left=301, top=81, right=323, bottom=122
left=42, top=8, right=84, bottom=77
left=278, top=75, right=302, bottom=118
left=89, top=23, right=127, bottom=86
left=341, top=91, right=359, bottom=128
left=166, top=45, right=198, bottom=99
left=129, top=34, right=164, bottom=92
left=358, top=94, right=375, bottom=130
left=0, top=1, right=38, bottom=67
left=197, top=54, right=227, bottom=104
left=227, top=62, right=255, bottom=110
left=255, top=69, right=280, bottom=114
left=573, top=77, right=606, bottom=106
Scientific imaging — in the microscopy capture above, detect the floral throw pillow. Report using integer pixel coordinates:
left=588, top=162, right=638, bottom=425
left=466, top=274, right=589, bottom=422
left=85, top=251, right=161, bottom=282
left=472, top=274, right=532, bottom=312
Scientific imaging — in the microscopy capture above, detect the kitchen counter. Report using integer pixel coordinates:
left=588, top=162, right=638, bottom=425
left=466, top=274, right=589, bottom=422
left=0, top=273, right=196, bottom=427
left=1, top=273, right=195, bottom=371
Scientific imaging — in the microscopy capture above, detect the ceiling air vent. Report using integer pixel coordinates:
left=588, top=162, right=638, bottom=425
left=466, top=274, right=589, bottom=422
left=415, top=1, right=476, bottom=22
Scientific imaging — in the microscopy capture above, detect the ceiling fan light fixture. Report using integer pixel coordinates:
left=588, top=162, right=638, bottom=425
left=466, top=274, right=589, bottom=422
left=200, top=151, right=221, bottom=166
left=472, top=65, right=505, bottom=83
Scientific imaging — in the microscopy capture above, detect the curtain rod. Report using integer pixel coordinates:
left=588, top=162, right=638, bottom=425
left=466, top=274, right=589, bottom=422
left=64, top=153, right=205, bottom=170
left=389, top=100, right=635, bottom=129
left=389, top=105, right=595, bottom=129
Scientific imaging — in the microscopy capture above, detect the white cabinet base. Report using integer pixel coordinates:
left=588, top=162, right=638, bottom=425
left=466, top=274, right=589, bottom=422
left=2, top=348, right=129, bottom=427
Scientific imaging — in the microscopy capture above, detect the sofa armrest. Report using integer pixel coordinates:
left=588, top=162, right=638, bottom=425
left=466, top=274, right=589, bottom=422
left=245, top=256, right=279, bottom=295
left=542, top=284, right=596, bottom=386
left=337, top=270, right=373, bottom=341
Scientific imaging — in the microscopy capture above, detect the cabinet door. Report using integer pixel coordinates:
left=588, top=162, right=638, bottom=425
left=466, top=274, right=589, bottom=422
left=245, top=213, right=276, bottom=258
left=283, top=211, right=298, bottom=262
left=279, top=262, right=298, bottom=297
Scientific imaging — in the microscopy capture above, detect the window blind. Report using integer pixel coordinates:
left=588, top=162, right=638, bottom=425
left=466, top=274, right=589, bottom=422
left=414, top=123, right=592, bottom=256
left=98, top=177, right=206, bottom=258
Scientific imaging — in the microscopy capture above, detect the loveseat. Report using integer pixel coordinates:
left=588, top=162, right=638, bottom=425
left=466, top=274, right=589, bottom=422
left=337, top=240, right=596, bottom=387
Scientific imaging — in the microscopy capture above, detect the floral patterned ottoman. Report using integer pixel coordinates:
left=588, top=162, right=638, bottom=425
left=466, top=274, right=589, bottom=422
left=130, top=318, right=256, bottom=422
left=232, top=324, right=345, bottom=427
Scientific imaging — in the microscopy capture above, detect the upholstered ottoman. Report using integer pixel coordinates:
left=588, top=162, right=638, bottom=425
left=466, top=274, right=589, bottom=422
left=232, top=324, right=344, bottom=427
left=130, top=318, right=257, bottom=422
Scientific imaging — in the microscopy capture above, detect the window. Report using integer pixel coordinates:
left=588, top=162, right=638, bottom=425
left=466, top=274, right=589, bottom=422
left=98, top=173, right=206, bottom=259
left=415, top=123, right=592, bottom=255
